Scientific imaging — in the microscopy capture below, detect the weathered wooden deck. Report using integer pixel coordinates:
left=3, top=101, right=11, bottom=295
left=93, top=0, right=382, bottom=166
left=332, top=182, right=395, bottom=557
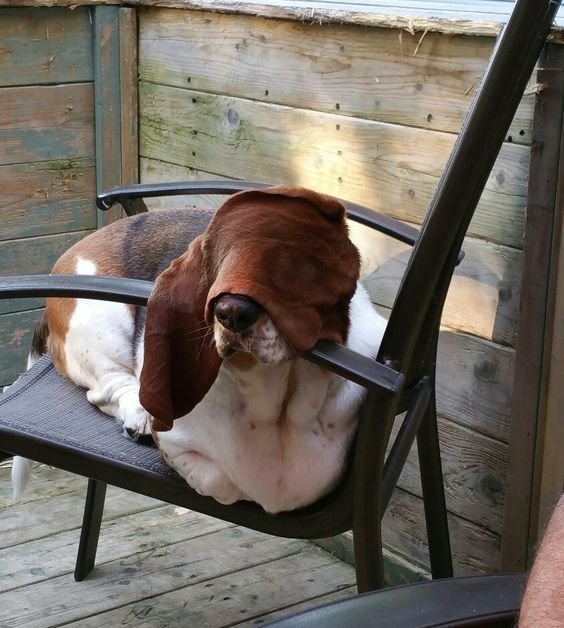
left=0, top=461, right=356, bottom=627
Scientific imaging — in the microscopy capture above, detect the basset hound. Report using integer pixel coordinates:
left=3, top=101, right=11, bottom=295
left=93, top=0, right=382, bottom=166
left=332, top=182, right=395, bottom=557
left=13, top=186, right=386, bottom=513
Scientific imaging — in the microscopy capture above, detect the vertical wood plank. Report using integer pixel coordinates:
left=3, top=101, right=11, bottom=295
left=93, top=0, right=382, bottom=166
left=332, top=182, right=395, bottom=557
left=529, top=45, right=564, bottom=548
left=93, top=6, right=123, bottom=226
left=533, top=125, right=564, bottom=542
left=502, top=44, right=564, bottom=571
left=119, top=8, right=139, bottom=187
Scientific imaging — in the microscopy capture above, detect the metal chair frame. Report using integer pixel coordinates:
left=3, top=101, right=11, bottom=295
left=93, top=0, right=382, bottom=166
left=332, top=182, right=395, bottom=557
left=265, top=573, right=527, bottom=627
left=0, top=0, right=559, bottom=593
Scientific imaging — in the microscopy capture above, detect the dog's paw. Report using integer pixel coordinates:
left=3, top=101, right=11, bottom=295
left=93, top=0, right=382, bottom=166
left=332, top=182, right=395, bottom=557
left=168, top=451, right=243, bottom=504
left=119, top=394, right=154, bottom=445
left=124, top=426, right=154, bottom=446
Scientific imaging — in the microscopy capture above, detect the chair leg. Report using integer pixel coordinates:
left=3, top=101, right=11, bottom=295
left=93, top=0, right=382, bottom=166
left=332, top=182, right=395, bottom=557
left=417, top=392, right=453, bottom=579
left=353, top=510, right=385, bottom=593
left=352, top=392, right=399, bottom=593
left=74, top=479, right=107, bottom=581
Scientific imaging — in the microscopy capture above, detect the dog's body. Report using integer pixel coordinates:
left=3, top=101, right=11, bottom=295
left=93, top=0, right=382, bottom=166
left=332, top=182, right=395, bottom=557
left=16, top=187, right=386, bottom=513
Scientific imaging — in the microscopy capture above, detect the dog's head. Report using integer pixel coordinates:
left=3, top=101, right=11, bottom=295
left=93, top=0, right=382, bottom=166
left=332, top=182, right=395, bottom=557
left=140, top=186, right=360, bottom=431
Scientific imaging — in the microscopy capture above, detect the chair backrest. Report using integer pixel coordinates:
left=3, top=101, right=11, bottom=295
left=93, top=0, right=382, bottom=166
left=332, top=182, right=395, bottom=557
left=380, top=0, right=561, bottom=385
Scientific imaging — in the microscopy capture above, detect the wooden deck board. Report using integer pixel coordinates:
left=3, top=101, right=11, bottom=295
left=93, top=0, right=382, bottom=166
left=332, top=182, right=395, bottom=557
left=0, top=462, right=356, bottom=627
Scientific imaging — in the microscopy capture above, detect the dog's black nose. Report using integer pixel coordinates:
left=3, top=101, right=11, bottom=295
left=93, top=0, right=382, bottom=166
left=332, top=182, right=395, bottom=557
left=214, top=295, right=262, bottom=332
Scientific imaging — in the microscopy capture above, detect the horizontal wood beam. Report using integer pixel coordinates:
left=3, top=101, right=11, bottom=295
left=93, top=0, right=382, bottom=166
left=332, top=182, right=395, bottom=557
left=4, top=0, right=564, bottom=42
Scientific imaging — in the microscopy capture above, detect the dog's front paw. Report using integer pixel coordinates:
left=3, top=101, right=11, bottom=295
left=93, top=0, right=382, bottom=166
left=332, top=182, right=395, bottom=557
left=166, top=450, right=244, bottom=504
left=118, top=394, right=154, bottom=445
left=124, top=422, right=154, bottom=445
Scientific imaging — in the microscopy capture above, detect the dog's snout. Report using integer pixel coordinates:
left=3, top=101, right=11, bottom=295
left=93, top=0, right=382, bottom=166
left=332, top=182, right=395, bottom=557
left=214, top=295, right=262, bottom=332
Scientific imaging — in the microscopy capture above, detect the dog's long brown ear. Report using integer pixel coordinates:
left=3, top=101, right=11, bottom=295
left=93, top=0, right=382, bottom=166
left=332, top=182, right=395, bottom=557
left=139, top=236, right=221, bottom=431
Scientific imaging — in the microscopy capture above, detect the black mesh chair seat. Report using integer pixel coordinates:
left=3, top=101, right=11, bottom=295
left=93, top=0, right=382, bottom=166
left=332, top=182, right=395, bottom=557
left=0, top=355, right=172, bottom=477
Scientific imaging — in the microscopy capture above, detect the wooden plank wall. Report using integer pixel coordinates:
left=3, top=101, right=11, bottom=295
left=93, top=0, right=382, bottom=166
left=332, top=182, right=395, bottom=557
left=0, top=7, right=97, bottom=386
left=137, top=8, right=536, bottom=579
left=0, top=6, right=137, bottom=387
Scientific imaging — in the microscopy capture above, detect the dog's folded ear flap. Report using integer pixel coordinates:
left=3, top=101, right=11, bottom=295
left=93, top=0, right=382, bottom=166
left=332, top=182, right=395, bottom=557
left=139, top=236, right=222, bottom=432
left=259, top=185, right=346, bottom=223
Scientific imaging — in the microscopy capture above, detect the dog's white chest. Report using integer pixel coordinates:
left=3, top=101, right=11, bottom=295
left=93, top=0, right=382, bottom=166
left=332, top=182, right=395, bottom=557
left=155, top=357, right=361, bottom=513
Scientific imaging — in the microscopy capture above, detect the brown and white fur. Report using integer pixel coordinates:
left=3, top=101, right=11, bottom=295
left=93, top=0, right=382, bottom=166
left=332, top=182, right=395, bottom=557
left=13, top=187, right=386, bottom=513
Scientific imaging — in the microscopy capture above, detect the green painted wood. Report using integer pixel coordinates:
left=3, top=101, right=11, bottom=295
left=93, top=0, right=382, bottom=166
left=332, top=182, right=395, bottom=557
left=0, top=230, right=92, bottom=316
left=0, top=10, right=99, bottom=320
left=0, top=298, right=43, bottom=319
left=0, top=159, right=97, bottom=242
left=0, top=7, right=93, bottom=88
left=0, top=230, right=91, bottom=275
left=0, top=308, right=43, bottom=386
left=94, top=6, right=124, bottom=226
left=0, top=83, right=95, bottom=166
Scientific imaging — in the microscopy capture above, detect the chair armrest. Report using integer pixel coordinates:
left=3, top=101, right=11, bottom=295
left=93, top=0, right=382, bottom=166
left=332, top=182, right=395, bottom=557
left=308, top=340, right=404, bottom=394
left=0, top=274, right=404, bottom=396
left=0, top=274, right=153, bottom=306
left=96, top=180, right=420, bottom=247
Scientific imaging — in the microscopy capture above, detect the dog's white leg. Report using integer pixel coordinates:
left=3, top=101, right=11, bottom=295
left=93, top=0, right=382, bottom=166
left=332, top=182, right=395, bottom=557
left=179, top=453, right=243, bottom=504
left=162, top=447, right=245, bottom=505
left=63, top=296, right=150, bottom=440
left=85, top=374, right=150, bottom=439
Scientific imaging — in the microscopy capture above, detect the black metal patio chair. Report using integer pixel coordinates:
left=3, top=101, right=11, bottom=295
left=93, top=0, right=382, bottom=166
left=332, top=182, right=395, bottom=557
left=0, top=0, right=559, bottom=594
